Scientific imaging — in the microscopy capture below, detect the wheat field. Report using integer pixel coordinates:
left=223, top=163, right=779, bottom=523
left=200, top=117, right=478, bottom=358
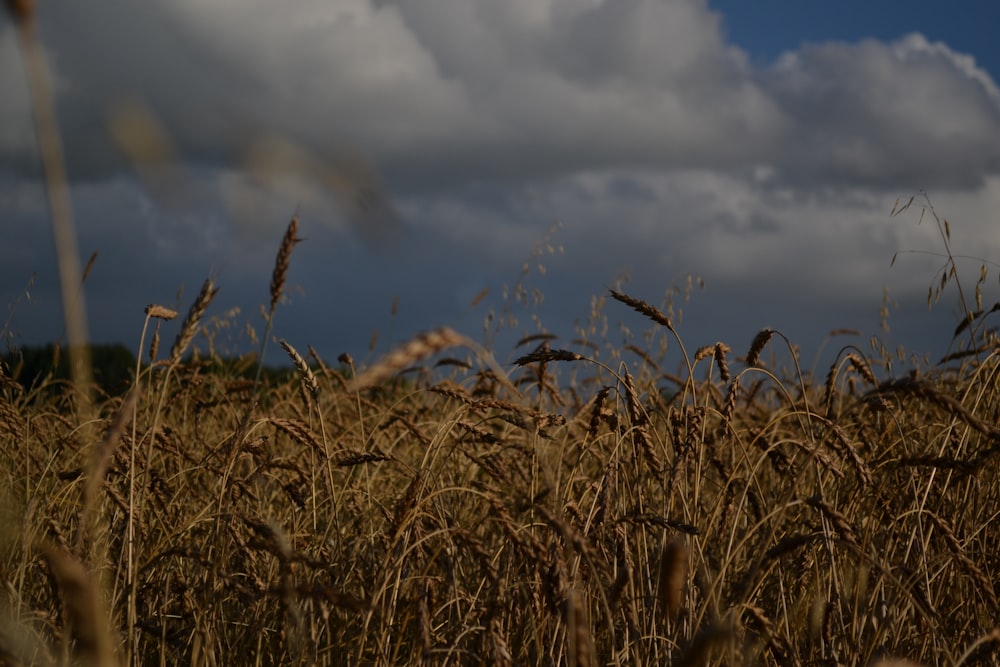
left=4, top=3, right=1000, bottom=663
left=2, top=209, right=1000, bottom=666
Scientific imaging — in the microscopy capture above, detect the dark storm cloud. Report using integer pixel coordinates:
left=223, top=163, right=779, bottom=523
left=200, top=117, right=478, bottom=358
left=6, top=0, right=779, bottom=185
left=0, top=28, right=34, bottom=160
left=5, top=0, right=999, bottom=192
left=3, top=0, right=1000, bottom=361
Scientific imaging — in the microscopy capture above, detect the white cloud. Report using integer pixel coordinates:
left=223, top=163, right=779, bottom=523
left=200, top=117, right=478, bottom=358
left=762, top=34, right=1000, bottom=188
left=406, top=168, right=946, bottom=304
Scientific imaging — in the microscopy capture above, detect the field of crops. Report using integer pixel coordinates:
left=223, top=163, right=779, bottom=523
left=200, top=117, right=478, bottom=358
left=4, top=2, right=1000, bottom=662
left=3, top=212, right=1000, bottom=667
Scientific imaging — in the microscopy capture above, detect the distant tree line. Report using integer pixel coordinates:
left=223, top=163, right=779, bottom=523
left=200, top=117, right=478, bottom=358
left=2, top=343, right=136, bottom=395
left=1, top=343, right=306, bottom=396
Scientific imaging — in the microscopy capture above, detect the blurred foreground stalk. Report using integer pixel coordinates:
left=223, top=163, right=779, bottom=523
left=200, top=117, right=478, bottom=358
left=8, top=0, right=94, bottom=417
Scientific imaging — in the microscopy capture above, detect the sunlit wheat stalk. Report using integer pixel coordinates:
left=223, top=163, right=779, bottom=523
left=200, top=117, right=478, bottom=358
left=280, top=339, right=319, bottom=405
left=609, top=288, right=696, bottom=396
left=278, top=338, right=335, bottom=517
left=128, top=278, right=216, bottom=662
left=120, top=303, right=172, bottom=662
left=350, top=327, right=518, bottom=396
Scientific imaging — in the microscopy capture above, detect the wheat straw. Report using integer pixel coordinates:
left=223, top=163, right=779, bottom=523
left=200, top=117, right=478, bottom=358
left=657, top=538, right=687, bottom=624
left=268, top=417, right=326, bottom=457
left=847, top=353, right=878, bottom=387
left=39, top=543, right=118, bottom=667
left=746, top=328, right=774, bottom=367
left=566, top=588, right=594, bottom=667
left=722, top=379, right=739, bottom=436
left=350, top=327, right=470, bottom=391
left=806, top=495, right=860, bottom=549
left=742, top=604, right=789, bottom=658
left=280, top=339, right=319, bottom=403
left=270, top=216, right=301, bottom=315
left=876, top=377, right=998, bottom=437
left=621, top=369, right=662, bottom=474
left=586, top=386, right=612, bottom=438
left=513, top=348, right=585, bottom=365
left=169, top=278, right=218, bottom=364
left=608, top=289, right=674, bottom=330
left=81, top=389, right=137, bottom=543
left=12, top=0, right=94, bottom=420
left=488, top=616, right=513, bottom=666
left=693, top=345, right=714, bottom=364
left=144, top=304, right=178, bottom=320
left=713, top=342, right=731, bottom=383
left=927, top=512, right=998, bottom=608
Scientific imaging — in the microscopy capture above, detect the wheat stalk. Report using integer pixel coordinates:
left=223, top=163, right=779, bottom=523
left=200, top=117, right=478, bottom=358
left=622, top=368, right=662, bottom=474
left=657, top=538, right=687, bottom=625
left=806, top=495, right=860, bottom=550
left=927, top=512, right=998, bottom=608
left=566, top=588, right=594, bottom=667
left=269, top=216, right=301, bottom=316
left=80, top=389, right=137, bottom=548
left=169, top=278, right=218, bottom=365
left=144, top=304, right=177, bottom=320
left=280, top=339, right=319, bottom=404
left=746, top=328, right=774, bottom=367
left=608, top=289, right=674, bottom=330
left=9, top=0, right=94, bottom=422
left=253, top=216, right=302, bottom=391
left=351, top=327, right=518, bottom=397
left=38, top=543, right=118, bottom=667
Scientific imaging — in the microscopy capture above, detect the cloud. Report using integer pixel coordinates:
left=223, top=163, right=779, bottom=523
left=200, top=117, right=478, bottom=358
left=760, top=33, right=1000, bottom=189
left=7, top=0, right=998, bottom=193
left=3, top=0, right=1000, bottom=361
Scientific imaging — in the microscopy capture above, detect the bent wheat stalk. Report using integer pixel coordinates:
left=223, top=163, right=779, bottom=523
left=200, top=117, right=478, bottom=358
left=349, top=327, right=519, bottom=396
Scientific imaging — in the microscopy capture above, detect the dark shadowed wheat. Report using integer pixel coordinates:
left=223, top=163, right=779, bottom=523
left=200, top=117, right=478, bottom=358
left=269, top=216, right=301, bottom=316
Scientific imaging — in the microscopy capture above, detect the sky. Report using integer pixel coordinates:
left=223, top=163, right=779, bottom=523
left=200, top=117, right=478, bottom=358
left=3, top=0, right=1000, bottom=377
